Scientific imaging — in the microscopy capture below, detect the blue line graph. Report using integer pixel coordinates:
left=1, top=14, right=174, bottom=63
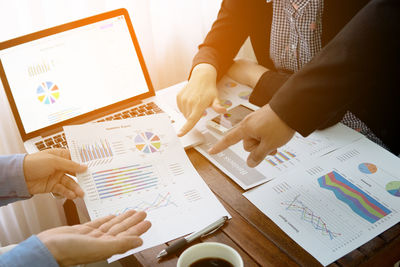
left=116, top=192, right=177, bottom=214
left=281, top=195, right=341, bottom=240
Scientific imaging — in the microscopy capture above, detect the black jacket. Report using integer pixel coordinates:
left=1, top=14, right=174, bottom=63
left=269, top=0, right=400, bottom=154
left=192, top=0, right=400, bottom=154
left=192, top=0, right=369, bottom=88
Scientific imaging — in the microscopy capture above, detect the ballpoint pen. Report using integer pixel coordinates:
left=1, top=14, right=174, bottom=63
left=156, top=216, right=229, bottom=259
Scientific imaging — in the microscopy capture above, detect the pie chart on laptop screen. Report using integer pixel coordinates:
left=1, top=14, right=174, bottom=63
left=37, top=81, right=60, bottom=104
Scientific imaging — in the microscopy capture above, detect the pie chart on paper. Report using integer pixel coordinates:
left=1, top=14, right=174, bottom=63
left=134, top=132, right=161, bottom=153
left=37, top=81, right=60, bottom=104
left=238, top=91, right=251, bottom=100
left=358, top=163, right=377, bottom=174
left=221, top=99, right=233, bottom=108
left=225, top=81, right=237, bottom=88
left=386, top=181, right=400, bottom=197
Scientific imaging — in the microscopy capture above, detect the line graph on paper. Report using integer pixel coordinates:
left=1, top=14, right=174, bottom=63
left=115, top=192, right=177, bottom=214
left=281, top=194, right=341, bottom=240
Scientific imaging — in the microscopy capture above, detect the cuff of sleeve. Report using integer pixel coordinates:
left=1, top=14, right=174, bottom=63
left=12, top=154, right=31, bottom=197
left=190, top=46, right=233, bottom=81
left=0, top=235, right=58, bottom=267
left=269, top=100, right=314, bottom=137
left=269, top=96, right=346, bottom=138
left=249, top=71, right=291, bottom=107
left=0, top=154, right=31, bottom=198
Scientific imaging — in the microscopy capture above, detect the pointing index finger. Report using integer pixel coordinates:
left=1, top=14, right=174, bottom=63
left=178, top=110, right=204, bottom=137
left=208, top=126, right=243, bottom=154
left=53, top=156, right=87, bottom=175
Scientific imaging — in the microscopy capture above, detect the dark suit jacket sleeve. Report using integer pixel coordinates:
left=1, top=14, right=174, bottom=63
left=249, top=71, right=292, bottom=107
left=191, top=0, right=270, bottom=80
left=269, top=0, right=400, bottom=138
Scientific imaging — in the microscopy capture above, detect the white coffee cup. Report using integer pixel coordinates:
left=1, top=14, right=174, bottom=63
left=176, top=242, right=244, bottom=267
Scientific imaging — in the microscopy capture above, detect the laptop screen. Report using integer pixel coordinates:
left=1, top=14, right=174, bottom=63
left=0, top=9, right=153, bottom=139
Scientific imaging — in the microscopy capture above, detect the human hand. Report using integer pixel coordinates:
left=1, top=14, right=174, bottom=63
left=208, top=104, right=295, bottom=167
left=23, top=148, right=87, bottom=199
left=227, top=59, right=268, bottom=88
left=37, top=210, right=151, bottom=266
left=177, top=63, right=226, bottom=136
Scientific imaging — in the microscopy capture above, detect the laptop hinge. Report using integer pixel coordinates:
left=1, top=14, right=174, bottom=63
left=38, top=99, right=143, bottom=138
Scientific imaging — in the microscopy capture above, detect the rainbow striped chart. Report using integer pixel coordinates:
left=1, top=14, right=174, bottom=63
left=79, top=139, right=113, bottom=163
left=318, top=171, right=391, bottom=223
left=92, top=163, right=159, bottom=199
left=37, top=81, right=60, bottom=104
left=281, top=195, right=341, bottom=240
left=386, top=181, right=400, bottom=197
left=134, top=132, right=161, bottom=153
left=265, top=150, right=296, bottom=166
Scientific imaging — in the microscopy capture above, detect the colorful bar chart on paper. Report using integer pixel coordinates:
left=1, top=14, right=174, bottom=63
left=318, top=171, right=391, bottom=223
left=79, top=139, right=113, bottom=162
left=92, top=164, right=159, bottom=199
left=265, top=150, right=296, bottom=166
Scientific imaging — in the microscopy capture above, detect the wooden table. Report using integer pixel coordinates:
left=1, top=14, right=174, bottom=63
left=65, top=148, right=400, bottom=267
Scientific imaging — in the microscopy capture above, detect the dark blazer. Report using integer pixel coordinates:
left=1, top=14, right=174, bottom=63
left=192, top=0, right=400, bottom=154
left=192, top=0, right=370, bottom=82
left=269, top=0, right=400, bottom=154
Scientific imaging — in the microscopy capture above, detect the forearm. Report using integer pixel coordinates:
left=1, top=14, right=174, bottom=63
left=190, top=63, right=217, bottom=83
left=227, top=59, right=268, bottom=88
left=0, top=235, right=58, bottom=267
left=0, top=154, right=31, bottom=206
left=227, top=59, right=291, bottom=107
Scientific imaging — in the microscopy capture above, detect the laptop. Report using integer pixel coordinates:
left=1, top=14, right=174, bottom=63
left=0, top=8, right=203, bottom=153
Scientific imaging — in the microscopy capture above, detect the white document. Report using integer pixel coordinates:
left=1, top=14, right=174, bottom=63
left=196, top=124, right=363, bottom=190
left=244, top=138, right=400, bottom=266
left=193, top=77, right=363, bottom=189
left=64, top=114, right=230, bottom=262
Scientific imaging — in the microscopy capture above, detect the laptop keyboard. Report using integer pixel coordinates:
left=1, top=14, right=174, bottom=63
left=34, top=101, right=164, bottom=151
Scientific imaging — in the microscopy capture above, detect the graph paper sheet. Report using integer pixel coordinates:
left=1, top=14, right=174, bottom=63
left=244, top=138, right=400, bottom=266
left=64, top=114, right=229, bottom=262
